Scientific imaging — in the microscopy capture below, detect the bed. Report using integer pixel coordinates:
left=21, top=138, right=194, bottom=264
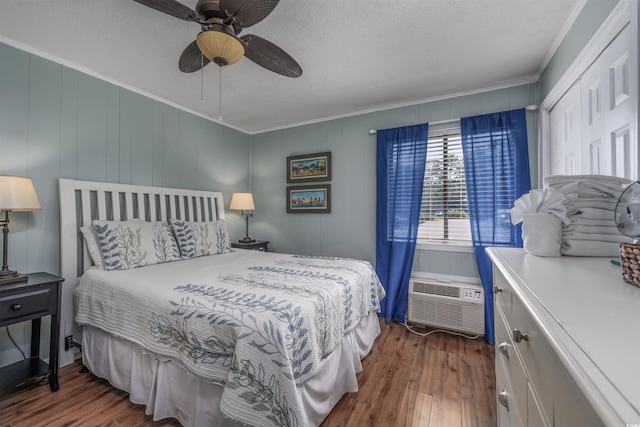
left=58, top=178, right=385, bottom=427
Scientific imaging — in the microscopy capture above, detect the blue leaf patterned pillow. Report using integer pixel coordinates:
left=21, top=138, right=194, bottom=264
left=169, top=218, right=233, bottom=259
left=92, top=219, right=181, bottom=271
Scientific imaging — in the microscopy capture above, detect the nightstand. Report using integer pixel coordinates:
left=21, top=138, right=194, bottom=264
left=231, top=240, right=269, bottom=252
left=0, top=272, right=63, bottom=392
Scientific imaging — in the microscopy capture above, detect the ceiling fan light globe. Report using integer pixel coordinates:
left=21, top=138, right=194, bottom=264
left=196, top=31, right=244, bottom=66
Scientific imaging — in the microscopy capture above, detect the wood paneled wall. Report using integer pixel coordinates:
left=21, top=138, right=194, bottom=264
left=0, top=42, right=250, bottom=367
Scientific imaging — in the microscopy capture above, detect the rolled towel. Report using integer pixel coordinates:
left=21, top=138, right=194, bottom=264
left=510, top=189, right=569, bottom=225
left=522, top=213, right=562, bottom=257
left=561, top=239, right=624, bottom=257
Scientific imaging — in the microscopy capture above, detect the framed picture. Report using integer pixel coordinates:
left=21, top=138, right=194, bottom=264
left=287, top=185, right=331, bottom=213
left=286, top=152, right=331, bottom=183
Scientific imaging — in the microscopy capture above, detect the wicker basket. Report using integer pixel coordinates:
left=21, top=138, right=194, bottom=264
left=620, top=242, right=640, bottom=287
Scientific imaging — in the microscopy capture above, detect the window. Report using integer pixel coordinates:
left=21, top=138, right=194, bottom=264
left=418, top=126, right=472, bottom=244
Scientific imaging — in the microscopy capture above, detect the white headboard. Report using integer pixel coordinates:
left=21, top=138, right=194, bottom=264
left=57, top=178, right=225, bottom=366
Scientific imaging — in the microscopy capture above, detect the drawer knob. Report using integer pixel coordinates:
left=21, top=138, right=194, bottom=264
left=11, top=304, right=22, bottom=311
left=512, top=329, right=529, bottom=343
left=493, top=286, right=503, bottom=294
left=498, top=342, right=509, bottom=358
left=498, top=390, right=509, bottom=410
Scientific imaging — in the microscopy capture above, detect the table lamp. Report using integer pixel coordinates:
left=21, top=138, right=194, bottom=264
left=230, top=193, right=255, bottom=243
left=0, top=175, right=42, bottom=285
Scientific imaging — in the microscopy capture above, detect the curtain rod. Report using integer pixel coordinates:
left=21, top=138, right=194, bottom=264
left=368, top=118, right=456, bottom=135
left=367, top=105, right=537, bottom=134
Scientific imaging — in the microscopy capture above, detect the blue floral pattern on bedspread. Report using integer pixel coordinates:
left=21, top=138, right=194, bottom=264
left=76, top=254, right=385, bottom=427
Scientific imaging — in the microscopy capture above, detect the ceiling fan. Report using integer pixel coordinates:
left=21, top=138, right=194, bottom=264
left=133, top=0, right=302, bottom=78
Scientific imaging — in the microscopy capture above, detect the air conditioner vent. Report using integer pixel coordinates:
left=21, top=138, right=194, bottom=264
left=412, top=281, right=460, bottom=298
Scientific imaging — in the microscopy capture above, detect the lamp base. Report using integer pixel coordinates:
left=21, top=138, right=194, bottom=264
left=238, top=236, right=256, bottom=244
left=0, top=270, right=27, bottom=285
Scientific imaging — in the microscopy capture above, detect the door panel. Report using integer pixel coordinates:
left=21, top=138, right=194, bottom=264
left=549, top=81, right=581, bottom=175
left=548, top=25, right=633, bottom=178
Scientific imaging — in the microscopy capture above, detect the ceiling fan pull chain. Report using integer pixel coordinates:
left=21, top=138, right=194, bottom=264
left=218, top=66, right=223, bottom=122
left=200, top=54, right=205, bottom=103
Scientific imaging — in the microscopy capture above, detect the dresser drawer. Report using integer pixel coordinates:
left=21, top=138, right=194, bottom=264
left=495, top=345, right=523, bottom=427
left=495, top=303, right=528, bottom=424
left=510, top=296, right=603, bottom=427
left=492, top=265, right=513, bottom=323
left=0, top=283, right=57, bottom=325
left=510, top=292, right=554, bottom=422
left=553, top=363, right=604, bottom=427
left=527, top=381, right=550, bottom=427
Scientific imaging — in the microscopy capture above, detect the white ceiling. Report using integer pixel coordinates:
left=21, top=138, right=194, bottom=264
left=0, top=0, right=583, bottom=134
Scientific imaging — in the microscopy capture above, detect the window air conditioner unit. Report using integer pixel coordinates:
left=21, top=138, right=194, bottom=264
left=407, top=278, right=484, bottom=335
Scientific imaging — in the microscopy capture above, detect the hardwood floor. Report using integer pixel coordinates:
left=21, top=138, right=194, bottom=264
left=0, top=320, right=495, bottom=427
left=323, top=321, right=496, bottom=427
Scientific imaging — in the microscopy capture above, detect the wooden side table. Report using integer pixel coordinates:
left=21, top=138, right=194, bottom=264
left=0, top=272, right=63, bottom=392
left=231, top=240, right=269, bottom=252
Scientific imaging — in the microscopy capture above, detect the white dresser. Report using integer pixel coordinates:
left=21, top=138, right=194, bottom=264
left=487, top=247, right=640, bottom=426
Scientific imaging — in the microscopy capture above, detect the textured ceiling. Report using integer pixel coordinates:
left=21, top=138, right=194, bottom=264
left=0, top=0, right=582, bottom=134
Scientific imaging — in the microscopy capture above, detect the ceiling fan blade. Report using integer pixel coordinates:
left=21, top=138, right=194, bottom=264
left=219, top=0, right=280, bottom=29
left=133, top=0, right=198, bottom=21
left=240, top=34, right=302, bottom=78
left=179, top=40, right=210, bottom=73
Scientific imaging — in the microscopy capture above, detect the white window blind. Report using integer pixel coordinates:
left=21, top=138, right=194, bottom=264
left=418, top=127, right=471, bottom=243
left=385, top=139, right=428, bottom=241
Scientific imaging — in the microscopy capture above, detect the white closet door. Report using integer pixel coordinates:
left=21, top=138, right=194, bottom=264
left=605, top=24, right=633, bottom=179
left=580, top=50, right=605, bottom=174
left=548, top=24, right=633, bottom=178
left=549, top=81, right=582, bottom=175
left=581, top=25, right=633, bottom=178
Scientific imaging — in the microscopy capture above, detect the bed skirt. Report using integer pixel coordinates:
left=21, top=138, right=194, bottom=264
left=81, top=311, right=381, bottom=426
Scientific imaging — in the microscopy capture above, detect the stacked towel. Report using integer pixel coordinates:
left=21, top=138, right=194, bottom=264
left=543, top=175, right=633, bottom=256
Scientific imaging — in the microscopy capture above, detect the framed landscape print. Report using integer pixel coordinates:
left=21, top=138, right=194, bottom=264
left=287, top=184, right=331, bottom=213
left=286, top=152, right=331, bottom=183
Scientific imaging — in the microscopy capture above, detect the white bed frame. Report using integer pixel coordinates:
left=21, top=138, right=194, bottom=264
left=58, top=178, right=379, bottom=426
left=58, top=178, right=225, bottom=367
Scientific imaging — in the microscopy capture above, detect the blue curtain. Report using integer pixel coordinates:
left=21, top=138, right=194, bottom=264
left=461, top=108, right=530, bottom=344
left=376, top=123, right=428, bottom=324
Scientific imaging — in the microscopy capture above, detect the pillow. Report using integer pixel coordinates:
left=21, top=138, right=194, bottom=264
left=169, top=218, right=232, bottom=259
left=92, top=219, right=181, bottom=271
left=80, top=225, right=104, bottom=269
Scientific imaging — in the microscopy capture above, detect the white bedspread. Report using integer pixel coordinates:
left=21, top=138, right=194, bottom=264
left=74, top=250, right=385, bottom=427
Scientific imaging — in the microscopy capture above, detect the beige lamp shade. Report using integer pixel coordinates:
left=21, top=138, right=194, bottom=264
left=230, top=193, right=255, bottom=211
left=196, top=31, right=245, bottom=66
left=0, top=175, right=41, bottom=211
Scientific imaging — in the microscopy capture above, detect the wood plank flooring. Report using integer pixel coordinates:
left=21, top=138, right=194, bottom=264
left=0, top=320, right=495, bottom=426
